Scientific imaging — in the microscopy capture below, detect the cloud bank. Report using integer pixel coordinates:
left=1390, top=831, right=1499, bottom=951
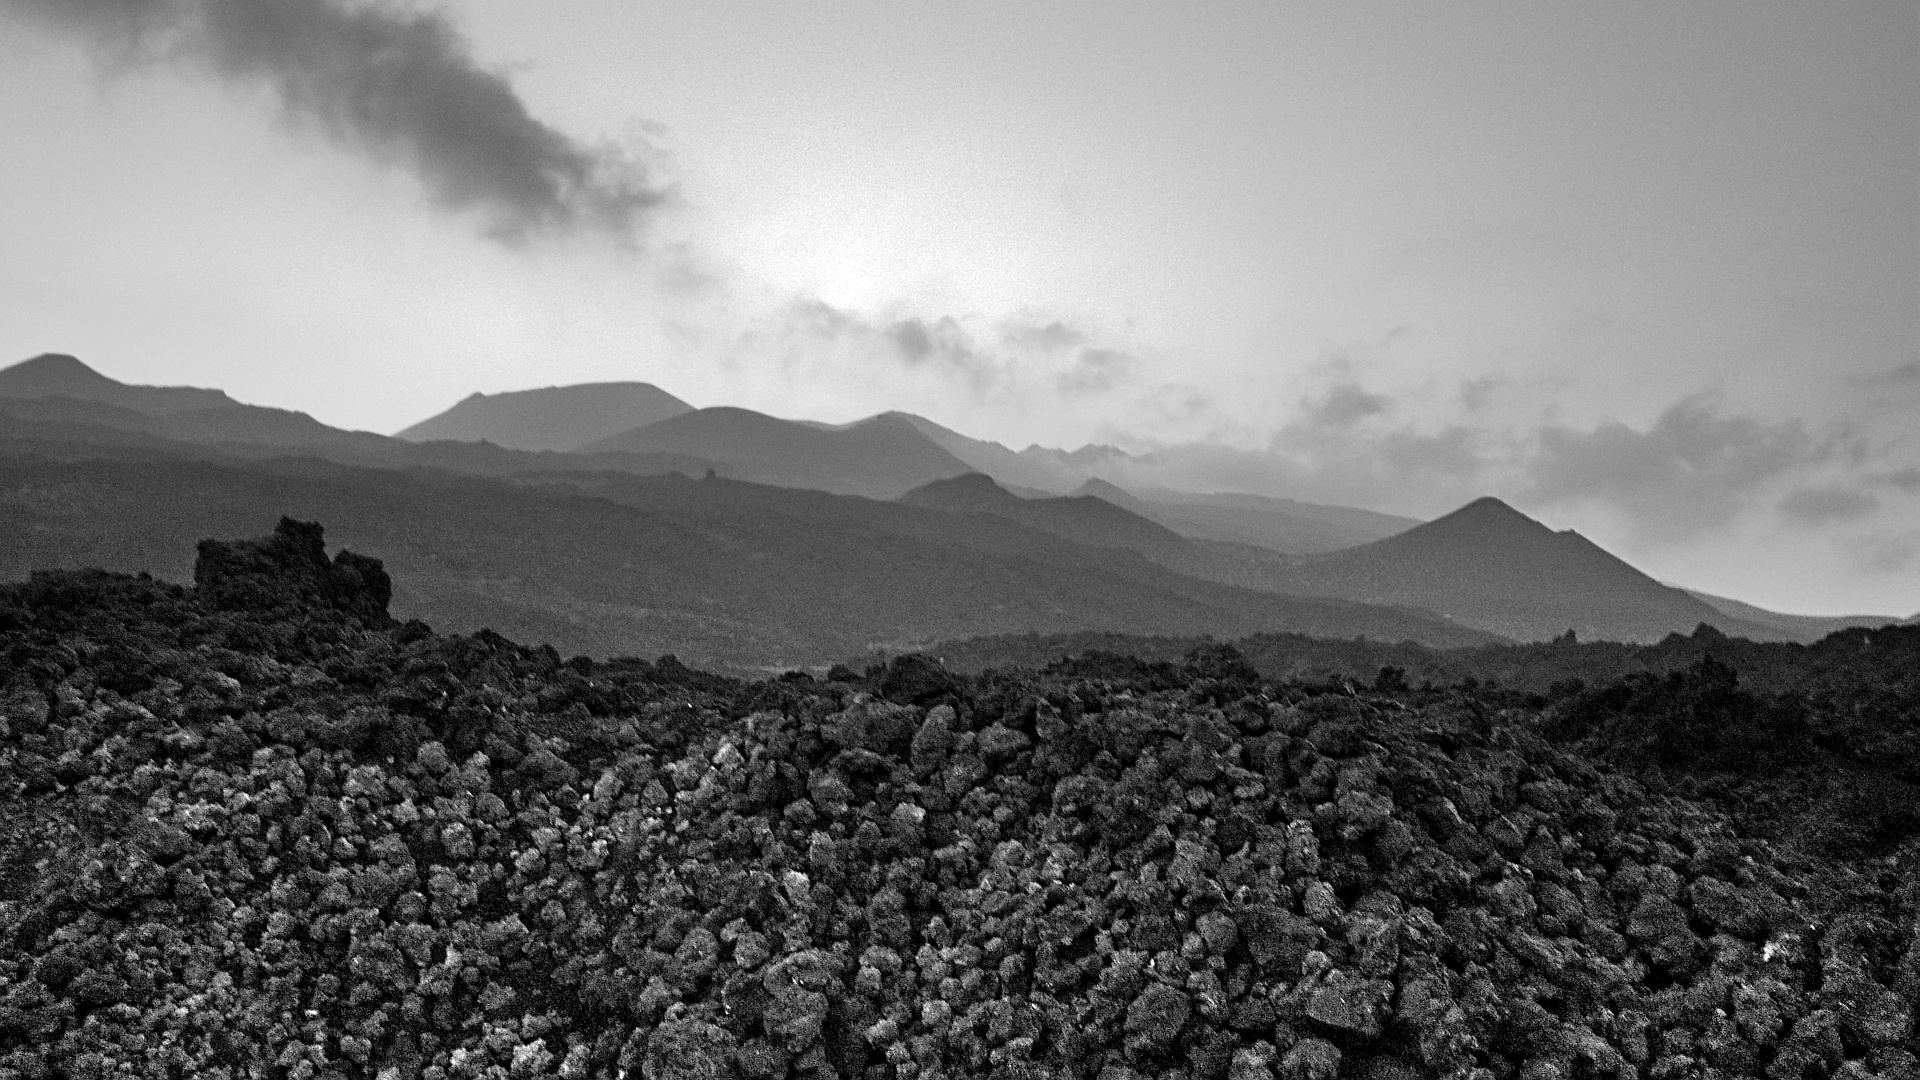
left=1522, top=397, right=1836, bottom=542
left=7, top=0, right=666, bottom=242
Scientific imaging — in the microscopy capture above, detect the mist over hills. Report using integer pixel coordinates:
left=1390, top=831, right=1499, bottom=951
left=3, top=352, right=1904, bottom=657
left=886, top=413, right=1413, bottom=555
left=395, top=381, right=693, bottom=451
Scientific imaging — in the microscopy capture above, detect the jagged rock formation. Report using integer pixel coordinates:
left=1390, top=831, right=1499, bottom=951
left=194, top=517, right=392, bottom=623
left=0, top=524, right=1913, bottom=1079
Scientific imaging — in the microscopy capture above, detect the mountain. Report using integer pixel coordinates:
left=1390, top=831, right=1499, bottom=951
left=581, top=407, right=974, bottom=499
left=1263, top=496, right=1775, bottom=643
left=899, top=475, right=1520, bottom=641
left=0, top=354, right=396, bottom=450
left=0, top=356, right=725, bottom=481
left=901, top=472, right=1193, bottom=559
left=0, top=447, right=1499, bottom=672
left=1680, top=588, right=1907, bottom=643
left=394, top=381, right=694, bottom=451
left=0, top=352, right=239, bottom=415
left=887, top=412, right=1085, bottom=492
left=885, top=412, right=1419, bottom=553
left=1074, top=478, right=1420, bottom=555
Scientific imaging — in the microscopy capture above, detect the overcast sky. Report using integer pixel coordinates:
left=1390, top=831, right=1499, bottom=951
left=2, top=0, right=1915, bottom=615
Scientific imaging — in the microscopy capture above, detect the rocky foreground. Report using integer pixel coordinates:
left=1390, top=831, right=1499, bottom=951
left=0, top=521, right=1914, bottom=1079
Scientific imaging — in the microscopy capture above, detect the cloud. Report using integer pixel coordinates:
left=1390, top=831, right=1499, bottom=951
left=1870, top=360, right=1920, bottom=385
left=1302, top=381, right=1392, bottom=428
left=1458, top=376, right=1499, bottom=411
left=1778, top=485, right=1880, bottom=527
left=1843, top=530, right=1920, bottom=575
left=1523, top=395, right=1832, bottom=541
left=747, top=299, right=1149, bottom=409
left=1056, top=347, right=1133, bottom=395
left=1878, top=467, right=1920, bottom=493
left=7, top=0, right=666, bottom=243
left=999, top=319, right=1086, bottom=353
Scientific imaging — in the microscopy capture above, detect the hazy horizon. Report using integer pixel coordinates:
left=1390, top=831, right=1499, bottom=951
left=1, top=0, right=1914, bottom=616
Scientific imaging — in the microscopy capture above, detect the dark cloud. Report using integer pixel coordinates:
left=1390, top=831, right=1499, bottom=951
left=1879, top=467, right=1920, bottom=493
left=1873, top=360, right=1920, bottom=384
left=884, top=317, right=994, bottom=391
left=888, top=318, right=936, bottom=362
left=1844, top=530, right=1920, bottom=575
left=1302, top=381, right=1392, bottom=428
left=1000, top=319, right=1086, bottom=353
left=1778, top=485, right=1880, bottom=527
left=1458, top=376, right=1499, bottom=411
left=1057, top=347, right=1133, bottom=395
left=1525, top=396, right=1832, bottom=541
left=7, top=0, right=666, bottom=243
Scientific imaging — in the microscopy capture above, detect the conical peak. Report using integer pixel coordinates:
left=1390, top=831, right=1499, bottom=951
left=2, top=353, right=109, bottom=384
left=7, top=353, right=92, bottom=373
left=1428, top=496, right=1549, bottom=532
left=1456, top=495, right=1526, bottom=518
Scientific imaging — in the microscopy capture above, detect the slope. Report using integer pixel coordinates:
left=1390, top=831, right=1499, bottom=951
left=1076, top=478, right=1420, bottom=555
left=1267, top=496, right=1778, bottom=643
left=887, top=411, right=1085, bottom=492
left=1679, top=587, right=1907, bottom=643
left=0, top=363, right=723, bottom=481
left=0, top=354, right=394, bottom=450
left=900, top=472, right=1193, bottom=560
left=581, top=407, right=974, bottom=499
left=898, top=474, right=1506, bottom=637
left=394, top=381, right=694, bottom=451
left=0, top=450, right=1498, bottom=672
left=0, top=352, right=238, bottom=415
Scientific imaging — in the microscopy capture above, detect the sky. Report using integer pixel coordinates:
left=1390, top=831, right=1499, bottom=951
left=0, top=0, right=1915, bottom=615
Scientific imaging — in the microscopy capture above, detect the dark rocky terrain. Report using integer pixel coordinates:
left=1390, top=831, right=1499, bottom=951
left=0, top=523, right=1914, bottom=1078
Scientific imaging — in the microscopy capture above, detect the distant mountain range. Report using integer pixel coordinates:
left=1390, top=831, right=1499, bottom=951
left=0, top=453, right=1498, bottom=671
left=3, top=352, right=1909, bottom=657
left=899, top=474, right=1818, bottom=644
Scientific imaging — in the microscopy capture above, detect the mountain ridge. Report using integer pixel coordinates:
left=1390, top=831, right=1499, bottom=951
left=0, top=352, right=241, bottom=415
left=395, top=381, right=694, bottom=451
left=583, top=406, right=974, bottom=499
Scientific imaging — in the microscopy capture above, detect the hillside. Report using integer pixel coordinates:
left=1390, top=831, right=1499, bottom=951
left=898, top=474, right=1452, bottom=624
left=888, top=411, right=1083, bottom=492
left=395, top=381, right=694, bottom=451
left=0, top=352, right=238, bottom=415
left=1087, top=480, right=1420, bottom=556
left=582, top=407, right=976, bottom=499
left=901, top=473, right=1194, bottom=560
left=0, top=452, right=1497, bottom=673
left=0, top=355, right=398, bottom=451
left=0, top=528, right=1912, bottom=1079
left=1266, top=497, right=1776, bottom=643
left=1682, top=587, right=1906, bottom=642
